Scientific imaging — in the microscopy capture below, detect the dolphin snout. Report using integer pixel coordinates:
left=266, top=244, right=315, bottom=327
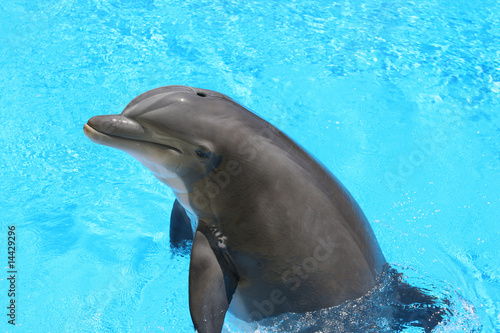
left=87, top=115, right=145, bottom=139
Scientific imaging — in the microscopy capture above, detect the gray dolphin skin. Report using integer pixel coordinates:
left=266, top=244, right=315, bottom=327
left=84, top=85, right=387, bottom=332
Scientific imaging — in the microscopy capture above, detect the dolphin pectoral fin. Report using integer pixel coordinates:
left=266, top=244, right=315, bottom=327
left=169, top=200, right=194, bottom=249
left=189, top=230, right=238, bottom=333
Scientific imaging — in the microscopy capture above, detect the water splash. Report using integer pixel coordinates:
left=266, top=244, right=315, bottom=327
left=224, top=265, right=480, bottom=332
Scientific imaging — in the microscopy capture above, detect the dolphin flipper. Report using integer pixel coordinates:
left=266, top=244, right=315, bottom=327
left=189, top=229, right=238, bottom=333
left=169, top=200, right=193, bottom=249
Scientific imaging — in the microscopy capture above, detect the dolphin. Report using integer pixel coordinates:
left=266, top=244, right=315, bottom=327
left=83, top=85, right=387, bottom=332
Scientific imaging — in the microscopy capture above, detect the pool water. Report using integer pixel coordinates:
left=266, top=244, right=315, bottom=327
left=1, top=0, right=498, bottom=332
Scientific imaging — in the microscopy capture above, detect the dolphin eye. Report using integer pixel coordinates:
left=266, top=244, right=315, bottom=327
left=195, top=149, right=211, bottom=158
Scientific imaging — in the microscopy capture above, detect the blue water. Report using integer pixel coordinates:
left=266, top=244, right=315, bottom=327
left=1, top=0, right=498, bottom=331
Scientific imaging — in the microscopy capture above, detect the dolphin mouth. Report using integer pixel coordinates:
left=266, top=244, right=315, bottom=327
left=84, top=116, right=183, bottom=154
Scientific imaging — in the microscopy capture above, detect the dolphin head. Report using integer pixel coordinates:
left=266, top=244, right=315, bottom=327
left=84, top=85, right=245, bottom=192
